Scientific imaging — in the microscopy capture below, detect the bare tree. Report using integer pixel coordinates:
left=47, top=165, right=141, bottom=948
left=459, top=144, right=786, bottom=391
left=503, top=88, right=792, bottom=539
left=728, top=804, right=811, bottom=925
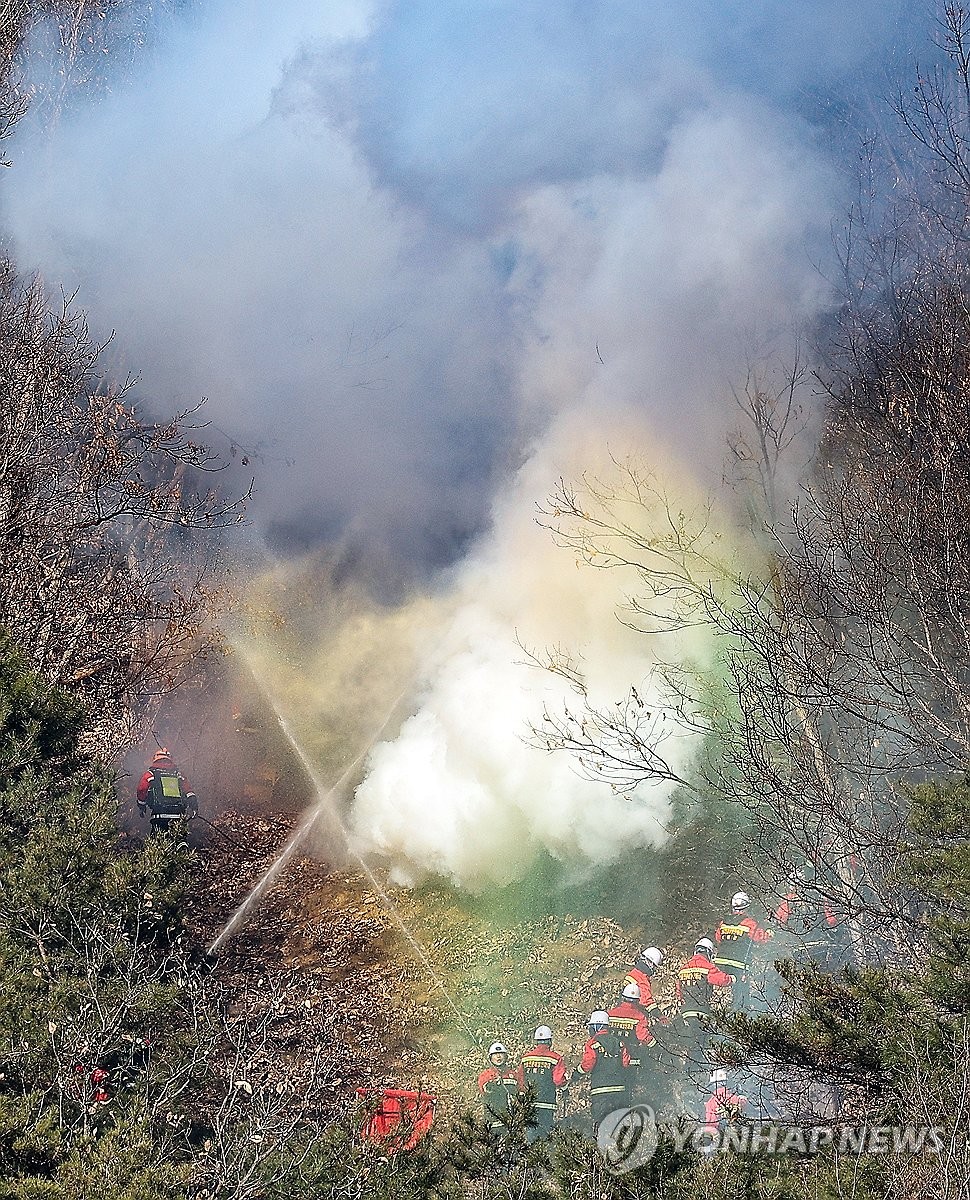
left=726, top=341, right=815, bottom=530
left=537, top=376, right=970, bottom=958
left=3, top=862, right=346, bottom=1199
left=529, top=4, right=970, bottom=972
left=0, top=270, right=249, bottom=755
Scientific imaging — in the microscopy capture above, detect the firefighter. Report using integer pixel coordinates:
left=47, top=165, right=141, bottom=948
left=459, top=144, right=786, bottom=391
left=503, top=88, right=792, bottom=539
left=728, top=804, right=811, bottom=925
left=72, top=1060, right=110, bottom=1109
left=137, top=748, right=198, bottom=833
left=700, top=1069, right=747, bottom=1151
left=714, top=891, right=774, bottom=1010
left=516, top=1025, right=568, bottom=1141
left=624, top=946, right=664, bottom=1015
left=608, top=981, right=656, bottom=1105
left=572, top=1011, right=630, bottom=1135
left=477, top=1042, right=519, bottom=1135
left=677, top=937, right=732, bottom=1029
left=773, top=860, right=844, bottom=970
left=625, top=946, right=680, bottom=1108
left=673, top=936, right=732, bottom=1101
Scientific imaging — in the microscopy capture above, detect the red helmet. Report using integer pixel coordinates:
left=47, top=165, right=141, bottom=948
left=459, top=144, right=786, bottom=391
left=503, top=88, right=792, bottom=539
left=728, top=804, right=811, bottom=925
left=151, top=748, right=172, bottom=765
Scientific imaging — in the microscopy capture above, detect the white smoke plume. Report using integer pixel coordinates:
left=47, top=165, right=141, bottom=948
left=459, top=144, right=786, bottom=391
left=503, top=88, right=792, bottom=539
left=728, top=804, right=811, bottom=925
left=352, top=105, right=837, bottom=887
left=350, top=414, right=699, bottom=890
left=0, top=1, right=933, bottom=887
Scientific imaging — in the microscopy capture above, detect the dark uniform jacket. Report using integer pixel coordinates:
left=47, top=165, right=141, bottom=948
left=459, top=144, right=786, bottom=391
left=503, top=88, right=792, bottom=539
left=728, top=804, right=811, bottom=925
left=577, top=1029, right=631, bottom=1100
left=516, top=1045, right=567, bottom=1111
left=714, top=914, right=773, bottom=977
left=137, top=766, right=195, bottom=823
left=477, top=1066, right=519, bottom=1126
left=607, top=1000, right=655, bottom=1067
left=676, top=952, right=731, bottom=1020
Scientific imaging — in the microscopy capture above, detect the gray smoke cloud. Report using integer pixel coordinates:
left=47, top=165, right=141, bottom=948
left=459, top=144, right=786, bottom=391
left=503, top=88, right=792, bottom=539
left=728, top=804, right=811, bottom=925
left=2, top=0, right=926, bottom=568
left=0, top=0, right=937, bottom=885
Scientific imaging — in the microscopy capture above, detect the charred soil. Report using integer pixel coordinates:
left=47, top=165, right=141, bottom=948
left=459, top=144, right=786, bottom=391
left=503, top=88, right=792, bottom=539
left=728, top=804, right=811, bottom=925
left=182, top=808, right=690, bottom=1128
left=184, top=810, right=429, bottom=1118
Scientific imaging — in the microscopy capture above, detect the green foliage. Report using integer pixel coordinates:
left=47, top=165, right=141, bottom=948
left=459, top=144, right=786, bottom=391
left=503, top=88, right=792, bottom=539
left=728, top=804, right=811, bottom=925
left=0, top=1121, right=188, bottom=1200
left=297, top=1114, right=907, bottom=1200
left=0, top=636, right=192, bottom=1195
left=273, top=1118, right=458, bottom=1200
left=904, top=778, right=970, bottom=1011
left=721, top=960, right=936, bottom=1105
left=0, top=629, right=84, bottom=796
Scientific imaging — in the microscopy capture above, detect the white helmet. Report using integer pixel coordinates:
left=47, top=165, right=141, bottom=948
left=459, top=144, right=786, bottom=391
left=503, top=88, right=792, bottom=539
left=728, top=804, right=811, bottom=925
left=488, top=1042, right=507, bottom=1057
left=710, top=1069, right=727, bottom=1085
left=732, top=891, right=751, bottom=910
left=589, top=1010, right=609, bottom=1029
left=534, top=1026, right=553, bottom=1043
left=642, top=946, right=664, bottom=968
left=622, top=981, right=641, bottom=1001
left=695, top=937, right=715, bottom=956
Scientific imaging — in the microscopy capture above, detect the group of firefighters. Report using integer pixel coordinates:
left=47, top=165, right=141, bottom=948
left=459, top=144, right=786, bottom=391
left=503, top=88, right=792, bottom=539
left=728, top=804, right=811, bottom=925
left=477, top=889, right=789, bottom=1141
left=133, top=749, right=830, bottom=1145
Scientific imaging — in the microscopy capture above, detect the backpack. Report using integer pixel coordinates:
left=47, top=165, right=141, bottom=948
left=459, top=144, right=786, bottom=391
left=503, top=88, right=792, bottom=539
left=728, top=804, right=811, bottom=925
left=148, top=768, right=187, bottom=817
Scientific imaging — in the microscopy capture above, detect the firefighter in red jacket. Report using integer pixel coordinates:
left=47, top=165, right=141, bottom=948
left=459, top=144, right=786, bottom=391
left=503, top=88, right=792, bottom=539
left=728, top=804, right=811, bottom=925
left=701, top=1069, right=747, bottom=1152
left=774, top=860, right=846, bottom=969
left=674, top=936, right=732, bottom=1091
left=608, top=981, right=656, bottom=1104
left=677, top=937, right=732, bottom=1028
left=624, top=946, right=664, bottom=1015
left=516, top=1026, right=568, bottom=1141
left=572, top=1011, right=630, bottom=1134
left=477, top=1042, right=519, bottom=1134
left=137, top=748, right=198, bottom=832
left=714, top=891, right=774, bottom=1010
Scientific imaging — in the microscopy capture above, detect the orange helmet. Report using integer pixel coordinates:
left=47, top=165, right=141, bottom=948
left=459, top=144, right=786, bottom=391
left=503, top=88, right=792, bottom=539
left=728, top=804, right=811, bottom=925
left=151, top=748, right=172, bottom=765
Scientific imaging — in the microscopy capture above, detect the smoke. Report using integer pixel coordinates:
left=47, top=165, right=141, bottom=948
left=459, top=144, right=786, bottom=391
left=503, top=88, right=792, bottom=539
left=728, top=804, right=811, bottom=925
left=231, top=550, right=439, bottom=773
left=0, top=0, right=935, bottom=887
left=3, top=0, right=518, bottom=573
left=350, top=419, right=710, bottom=890
left=351, top=102, right=841, bottom=887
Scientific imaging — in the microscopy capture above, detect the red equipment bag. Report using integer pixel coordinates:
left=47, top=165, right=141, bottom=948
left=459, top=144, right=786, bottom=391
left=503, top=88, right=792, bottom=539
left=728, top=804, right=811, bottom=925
left=356, top=1087, right=437, bottom=1152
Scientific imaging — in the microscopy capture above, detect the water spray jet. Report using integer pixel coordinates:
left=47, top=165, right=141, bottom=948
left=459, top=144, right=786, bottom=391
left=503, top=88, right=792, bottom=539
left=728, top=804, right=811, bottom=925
left=208, top=642, right=480, bottom=1045
left=207, top=682, right=392, bottom=955
left=206, top=718, right=363, bottom=955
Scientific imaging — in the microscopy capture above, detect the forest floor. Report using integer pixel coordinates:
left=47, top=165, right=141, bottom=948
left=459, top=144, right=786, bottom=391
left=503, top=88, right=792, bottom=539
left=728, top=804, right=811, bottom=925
left=183, top=808, right=669, bottom=1127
